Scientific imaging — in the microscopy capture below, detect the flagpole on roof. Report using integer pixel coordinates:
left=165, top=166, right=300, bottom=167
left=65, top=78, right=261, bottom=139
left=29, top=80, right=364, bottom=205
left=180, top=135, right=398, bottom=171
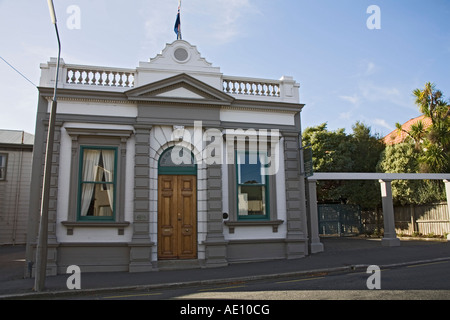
left=175, top=0, right=182, bottom=40
left=178, top=0, right=182, bottom=40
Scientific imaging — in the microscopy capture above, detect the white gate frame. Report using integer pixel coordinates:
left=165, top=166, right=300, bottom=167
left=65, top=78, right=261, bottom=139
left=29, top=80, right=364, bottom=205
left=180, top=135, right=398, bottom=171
left=307, top=173, right=450, bottom=253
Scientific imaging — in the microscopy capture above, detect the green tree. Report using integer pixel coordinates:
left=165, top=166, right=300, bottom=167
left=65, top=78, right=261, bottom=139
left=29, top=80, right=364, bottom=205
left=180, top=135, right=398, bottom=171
left=302, top=123, right=353, bottom=203
left=302, top=122, right=384, bottom=209
left=302, top=123, right=353, bottom=173
left=413, top=82, right=449, bottom=128
left=381, top=82, right=448, bottom=205
left=377, top=143, right=445, bottom=205
left=396, top=82, right=450, bottom=173
left=351, top=121, right=385, bottom=172
left=395, top=120, right=425, bottom=150
left=339, top=122, right=385, bottom=208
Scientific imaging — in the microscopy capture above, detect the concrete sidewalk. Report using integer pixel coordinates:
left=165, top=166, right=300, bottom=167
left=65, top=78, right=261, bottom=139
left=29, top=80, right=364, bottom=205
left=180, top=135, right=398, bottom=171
left=1, top=237, right=449, bottom=299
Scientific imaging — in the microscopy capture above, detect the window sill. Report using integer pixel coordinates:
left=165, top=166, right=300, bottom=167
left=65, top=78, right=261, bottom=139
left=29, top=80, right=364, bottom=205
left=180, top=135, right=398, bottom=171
left=61, top=221, right=130, bottom=236
left=224, top=219, right=284, bottom=234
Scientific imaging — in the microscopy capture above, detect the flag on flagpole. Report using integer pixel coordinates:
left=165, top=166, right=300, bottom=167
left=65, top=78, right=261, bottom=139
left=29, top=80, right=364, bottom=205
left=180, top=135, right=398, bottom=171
left=174, top=0, right=182, bottom=40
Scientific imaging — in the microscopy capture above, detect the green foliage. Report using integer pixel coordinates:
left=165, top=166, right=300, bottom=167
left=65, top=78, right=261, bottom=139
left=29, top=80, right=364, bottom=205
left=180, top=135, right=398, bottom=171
left=379, top=82, right=449, bottom=205
left=302, top=122, right=384, bottom=209
left=412, top=82, right=450, bottom=173
left=377, top=140, right=446, bottom=205
left=302, top=82, right=448, bottom=207
left=302, top=123, right=353, bottom=172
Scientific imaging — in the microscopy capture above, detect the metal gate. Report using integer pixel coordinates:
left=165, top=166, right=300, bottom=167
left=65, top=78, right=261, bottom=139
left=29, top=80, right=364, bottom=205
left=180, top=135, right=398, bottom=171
left=318, top=204, right=362, bottom=236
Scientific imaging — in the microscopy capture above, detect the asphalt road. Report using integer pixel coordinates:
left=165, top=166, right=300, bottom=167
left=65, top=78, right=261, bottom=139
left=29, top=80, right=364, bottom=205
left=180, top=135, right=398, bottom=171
left=53, top=259, right=450, bottom=301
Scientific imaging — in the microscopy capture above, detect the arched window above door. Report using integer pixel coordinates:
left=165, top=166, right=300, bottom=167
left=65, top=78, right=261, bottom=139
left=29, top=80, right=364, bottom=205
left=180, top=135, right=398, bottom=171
left=158, top=146, right=197, bottom=175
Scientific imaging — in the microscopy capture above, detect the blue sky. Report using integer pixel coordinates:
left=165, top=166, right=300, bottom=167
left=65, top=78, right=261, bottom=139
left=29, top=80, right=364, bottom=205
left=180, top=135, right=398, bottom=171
left=1, top=0, right=449, bottom=137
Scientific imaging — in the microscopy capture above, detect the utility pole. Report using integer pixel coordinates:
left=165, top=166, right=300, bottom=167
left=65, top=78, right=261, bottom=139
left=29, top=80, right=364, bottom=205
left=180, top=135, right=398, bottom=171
left=34, top=0, right=61, bottom=292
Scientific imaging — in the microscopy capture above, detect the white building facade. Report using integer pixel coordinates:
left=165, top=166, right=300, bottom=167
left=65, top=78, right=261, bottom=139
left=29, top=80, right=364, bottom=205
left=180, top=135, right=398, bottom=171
left=26, top=40, right=310, bottom=274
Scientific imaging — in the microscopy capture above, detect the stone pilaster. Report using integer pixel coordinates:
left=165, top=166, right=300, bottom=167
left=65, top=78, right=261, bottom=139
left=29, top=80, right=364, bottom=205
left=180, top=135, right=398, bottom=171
left=46, top=122, right=62, bottom=275
left=283, top=134, right=308, bottom=259
left=129, top=125, right=154, bottom=272
left=204, top=164, right=228, bottom=267
left=32, top=120, right=62, bottom=277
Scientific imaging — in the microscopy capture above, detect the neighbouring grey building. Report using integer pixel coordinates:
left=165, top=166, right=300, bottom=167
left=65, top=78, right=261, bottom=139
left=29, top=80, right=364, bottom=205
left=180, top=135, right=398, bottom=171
left=0, top=129, right=34, bottom=245
left=26, top=40, right=311, bottom=275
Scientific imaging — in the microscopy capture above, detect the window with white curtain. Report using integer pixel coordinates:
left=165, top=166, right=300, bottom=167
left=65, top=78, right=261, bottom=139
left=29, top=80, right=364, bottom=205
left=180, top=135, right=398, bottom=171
left=78, top=147, right=116, bottom=220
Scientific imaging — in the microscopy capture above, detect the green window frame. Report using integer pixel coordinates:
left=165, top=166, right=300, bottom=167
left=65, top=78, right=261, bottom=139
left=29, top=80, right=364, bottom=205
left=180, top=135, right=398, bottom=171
left=77, top=146, right=118, bottom=221
left=235, top=150, right=270, bottom=221
left=0, top=154, right=7, bottom=181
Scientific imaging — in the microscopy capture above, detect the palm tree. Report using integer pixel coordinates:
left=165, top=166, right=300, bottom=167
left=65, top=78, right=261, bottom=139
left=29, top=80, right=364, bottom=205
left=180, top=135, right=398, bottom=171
left=413, top=82, right=449, bottom=126
left=411, top=82, right=449, bottom=173
left=395, top=120, right=426, bottom=150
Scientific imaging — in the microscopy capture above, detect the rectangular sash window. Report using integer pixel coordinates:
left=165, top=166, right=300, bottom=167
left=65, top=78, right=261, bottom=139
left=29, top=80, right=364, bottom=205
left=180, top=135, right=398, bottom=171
left=78, top=147, right=117, bottom=220
left=236, top=151, right=270, bottom=220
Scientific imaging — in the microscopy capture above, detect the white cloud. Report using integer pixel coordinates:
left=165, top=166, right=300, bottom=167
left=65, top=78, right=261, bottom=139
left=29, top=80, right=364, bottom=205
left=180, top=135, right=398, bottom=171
left=358, top=81, right=414, bottom=110
left=342, top=60, right=416, bottom=113
left=360, top=83, right=400, bottom=99
left=373, top=118, right=394, bottom=132
left=365, top=62, right=376, bottom=76
left=339, top=111, right=353, bottom=120
left=353, top=60, right=378, bottom=78
left=206, top=0, right=255, bottom=44
left=339, top=94, right=360, bottom=106
left=140, top=1, right=175, bottom=53
left=139, top=0, right=259, bottom=53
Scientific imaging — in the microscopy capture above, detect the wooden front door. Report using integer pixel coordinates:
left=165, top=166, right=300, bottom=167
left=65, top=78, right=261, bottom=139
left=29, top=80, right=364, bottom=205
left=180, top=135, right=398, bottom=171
left=158, top=175, right=197, bottom=260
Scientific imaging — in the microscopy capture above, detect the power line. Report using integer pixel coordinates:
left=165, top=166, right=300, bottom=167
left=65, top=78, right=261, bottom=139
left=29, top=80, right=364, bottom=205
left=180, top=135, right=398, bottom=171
left=0, top=55, right=37, bottom=88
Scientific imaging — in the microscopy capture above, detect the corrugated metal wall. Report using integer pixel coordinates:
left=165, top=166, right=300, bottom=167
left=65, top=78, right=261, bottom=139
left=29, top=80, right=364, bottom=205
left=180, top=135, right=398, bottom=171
left=0, top=149, right=33, bottom=244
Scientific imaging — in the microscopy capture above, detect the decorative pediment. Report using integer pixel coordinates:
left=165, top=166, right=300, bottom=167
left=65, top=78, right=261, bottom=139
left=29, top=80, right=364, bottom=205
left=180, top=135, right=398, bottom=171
left=125, top=73, right=234, bottom=105
left=147, top=40, right=216, bottom=70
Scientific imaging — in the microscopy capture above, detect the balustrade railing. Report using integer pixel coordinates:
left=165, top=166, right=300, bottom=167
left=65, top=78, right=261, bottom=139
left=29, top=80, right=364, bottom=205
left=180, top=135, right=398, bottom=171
left=66, top=67, right=135, bottom=88
left=223, top=77, right=281, bottom=97
left=64, top=67, right=285, bottom=97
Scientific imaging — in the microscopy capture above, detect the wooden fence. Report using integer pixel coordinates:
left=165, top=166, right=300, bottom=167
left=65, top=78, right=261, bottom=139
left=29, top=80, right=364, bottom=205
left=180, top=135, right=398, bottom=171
left=329, top=203, right=449, bottom=237
left=394, top=203, right=449, bottom=236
